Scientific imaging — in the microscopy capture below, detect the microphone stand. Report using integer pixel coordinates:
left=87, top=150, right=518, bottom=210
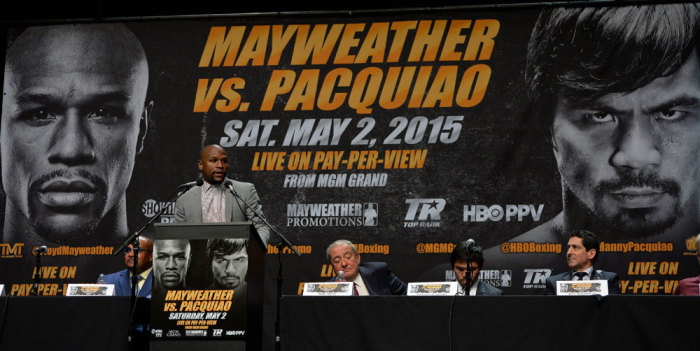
left=29, top=249, right=44, bottom=296
left=464, top=265, right=473, bottom=296
left=224, top=181, right=299, bottom=351
left=113, top=181, right=199, bottom=349
left=115, top=183, right=196, bottom=307
left=225, top=181, right=299, bottom=256
left=464, top=244, right=473, bottom=296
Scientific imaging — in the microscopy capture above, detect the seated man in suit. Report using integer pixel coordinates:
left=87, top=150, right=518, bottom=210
left=102, top=236, right=153, bottom=298
left=545, top=230, right=621, bottom=295
left=674, top=234, right=700, bottom=295
left=451, top=240, right=503, bottom=296
left=327, top=239, right=406, bottom=295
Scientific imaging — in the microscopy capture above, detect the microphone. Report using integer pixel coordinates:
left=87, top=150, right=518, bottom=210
left=178, top=179, right=204, bottom=189
left=465, top=239, right=475, bottom=249
left=34, top=245, right=48, bottom=254
left=336, top=270, right=345, bottom=282
left=224, top=179, right=238, bottom=194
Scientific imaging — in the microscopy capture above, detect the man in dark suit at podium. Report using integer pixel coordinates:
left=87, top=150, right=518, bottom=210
left=545, top=230, right=621, bottom=295
left=327, top=240, right=407, bottom=295
left=174, top=144, right=270, bottom=246
left=102, top=236, right=154, bottom=298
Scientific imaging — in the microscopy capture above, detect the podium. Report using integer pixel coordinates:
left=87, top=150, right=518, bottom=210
left=150, top=222, right=265, bottom=351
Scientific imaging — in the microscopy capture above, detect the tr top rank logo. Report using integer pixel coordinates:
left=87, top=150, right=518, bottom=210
left=523, top=269, right=551, bottom=289
left=404, top=199, right=445, bottom=228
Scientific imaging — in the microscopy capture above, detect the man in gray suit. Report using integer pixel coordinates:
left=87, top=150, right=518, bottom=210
left=451, top=240, right=503, bottom=296
left=174, top=144, right=270, bottom=246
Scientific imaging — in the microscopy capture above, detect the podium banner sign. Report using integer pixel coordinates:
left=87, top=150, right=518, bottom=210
left=151, top=235, right=248, bottom=339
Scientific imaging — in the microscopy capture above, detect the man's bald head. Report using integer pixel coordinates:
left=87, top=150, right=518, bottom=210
left=1, top=23, right=151, bottom=244
left=200, top=144, right=226, bottom=160
left=5, top=23, right=148, bottom=87
left=199, top=144, right=228, bottom=185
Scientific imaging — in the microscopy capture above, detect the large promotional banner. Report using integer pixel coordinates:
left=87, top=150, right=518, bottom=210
left=1, top=3, right=698, bottom=299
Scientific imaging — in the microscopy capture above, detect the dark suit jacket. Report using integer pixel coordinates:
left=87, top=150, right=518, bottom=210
left=174, top=178, right=270, bottom=245
left=102, top=268, right=153, bottom=298
left=545, top=269, right=621, bottom=295
left=475, top=280, right=504, bottom=296
left=358, top=262, right=407, bottom=295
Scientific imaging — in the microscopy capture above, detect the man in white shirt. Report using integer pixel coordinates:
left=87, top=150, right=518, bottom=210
left=327, top=239, right=406, bottom=295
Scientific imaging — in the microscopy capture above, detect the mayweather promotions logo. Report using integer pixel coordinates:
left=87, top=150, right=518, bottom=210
left=287, top=203, right=378, bottom=227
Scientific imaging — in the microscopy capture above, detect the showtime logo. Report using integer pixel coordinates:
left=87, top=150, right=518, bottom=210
left=142, top=199, right=176, bottom=223
left=404, top=199, right=445, bottom=228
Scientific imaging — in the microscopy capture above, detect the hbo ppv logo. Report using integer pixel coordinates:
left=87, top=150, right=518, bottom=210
left=463, top=204, right=544, bottom=222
